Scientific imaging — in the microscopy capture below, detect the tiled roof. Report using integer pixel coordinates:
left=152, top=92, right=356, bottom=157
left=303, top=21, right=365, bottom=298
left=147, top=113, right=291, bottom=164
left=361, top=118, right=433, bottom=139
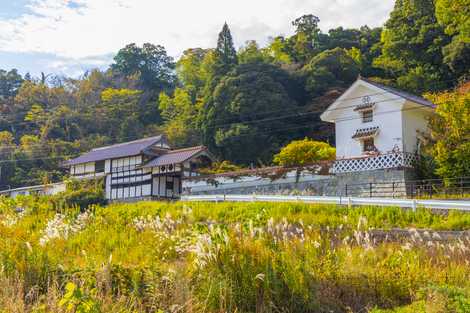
left=64, top=136, right=164, bottom=166
left=142, top=146, right=208, bottom=168
left=360, top=78, right=435, bottom=108
left=352, top=126, right=380, bottom=139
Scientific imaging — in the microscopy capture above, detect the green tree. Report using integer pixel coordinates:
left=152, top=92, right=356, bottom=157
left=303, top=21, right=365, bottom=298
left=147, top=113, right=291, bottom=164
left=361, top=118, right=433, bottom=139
left=0, top=69, right=23, bottom=99
left=111, top=43, right=176, bottom=92
left=176, top=48, right=211, bottom=100
left=99, top=88, right=143, bottom=141
left=158, top=88, right=200, bottom=146
left=425, top=84, right=470, bottom=179
left=273, top=138, right=336, bottom=167
left=238, top=41, right=273, bottom=64
left=0, top=131, right=15, bottom=186
left=326, top=26, right=383, bottom=76
left=303, top=47, right=360, bottom=97
left=435, top=0, right=470, bottom=80
left=435, top=0, right=470, bottom=42
left=289, top=15, right=326, bottom=63
left=213, top=23, right=238, bottom=76
left=266, top=36, right=292, bottom=64
left=200, top=62, right=303, bottom=164
left=374, top=0, right=451, bottom=93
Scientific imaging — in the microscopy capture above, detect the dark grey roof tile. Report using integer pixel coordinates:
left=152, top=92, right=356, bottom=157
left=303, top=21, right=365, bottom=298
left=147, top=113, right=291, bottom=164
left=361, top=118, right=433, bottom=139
left=360, top=77, right=436, bottom=108
left=142, top=146, right=207, bottom=168
left=64, top=136, right=164, bottom=166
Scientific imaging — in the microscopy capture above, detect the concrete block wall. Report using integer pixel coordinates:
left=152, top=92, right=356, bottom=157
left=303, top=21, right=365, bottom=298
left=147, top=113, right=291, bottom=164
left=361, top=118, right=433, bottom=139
left=183, top=168, right=417, bottom=198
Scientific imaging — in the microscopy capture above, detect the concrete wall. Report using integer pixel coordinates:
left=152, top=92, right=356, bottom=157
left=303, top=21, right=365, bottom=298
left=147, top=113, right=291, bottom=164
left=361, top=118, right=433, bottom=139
left=183, top=168, right=417, bottom=198
left=183, top=170, right=336, bottom=196
left=0, top=183, right=66, bottom=198
left=334, top=168, right=417, bottom=197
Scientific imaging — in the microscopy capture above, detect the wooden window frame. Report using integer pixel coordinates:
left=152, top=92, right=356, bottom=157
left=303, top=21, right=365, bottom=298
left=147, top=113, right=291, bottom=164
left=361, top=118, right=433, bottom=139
left=362, top=138, right=375, bottom=153
left=361, top=110, right=373, bottom=123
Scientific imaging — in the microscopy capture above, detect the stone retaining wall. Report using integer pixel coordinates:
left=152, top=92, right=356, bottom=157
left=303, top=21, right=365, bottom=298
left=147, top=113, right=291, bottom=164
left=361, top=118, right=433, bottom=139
left=183, top=168, right=417, bottom=197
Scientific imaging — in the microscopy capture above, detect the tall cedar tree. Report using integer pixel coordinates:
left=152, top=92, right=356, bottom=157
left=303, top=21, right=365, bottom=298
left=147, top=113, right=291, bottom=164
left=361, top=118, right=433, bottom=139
left=214, top=23, right=238, bottom=76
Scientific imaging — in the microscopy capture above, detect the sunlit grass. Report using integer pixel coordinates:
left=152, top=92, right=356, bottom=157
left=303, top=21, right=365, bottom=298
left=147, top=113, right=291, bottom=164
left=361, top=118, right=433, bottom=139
left=1, top=195, right=470, bottom=312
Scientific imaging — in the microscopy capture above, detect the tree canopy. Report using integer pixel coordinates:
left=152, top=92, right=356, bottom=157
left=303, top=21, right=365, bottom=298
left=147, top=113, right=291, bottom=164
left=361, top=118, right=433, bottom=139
left=425, top=83, right=470, bottom=179
left=200, top=62, right=303, bottom=164
left=273, top=138, right=336, bottom=167
left=111, top=43, right=176, bottom=92
left=373, top=0, right=452, bottom=93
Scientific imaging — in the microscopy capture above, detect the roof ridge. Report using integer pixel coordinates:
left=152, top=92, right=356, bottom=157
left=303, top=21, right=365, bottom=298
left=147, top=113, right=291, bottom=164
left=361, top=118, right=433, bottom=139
left=164, top=145, right=206, bottom=154
left=92, top=135, right=162, bottom=151
left=359, top=77, right=435, bottom=108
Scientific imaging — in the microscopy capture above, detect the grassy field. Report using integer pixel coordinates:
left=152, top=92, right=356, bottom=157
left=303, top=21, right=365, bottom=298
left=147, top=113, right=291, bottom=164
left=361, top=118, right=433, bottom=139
left=1, top=196, right=470, bottom=313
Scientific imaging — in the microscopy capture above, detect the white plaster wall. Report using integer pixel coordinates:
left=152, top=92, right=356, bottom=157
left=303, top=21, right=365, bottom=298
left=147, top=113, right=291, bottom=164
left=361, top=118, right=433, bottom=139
left=402, top=101, right=432, bottom=153
left=333, top=84, right=405, bottom=158
left=105, top=160, right=111, bottom=174
left=142, top=184, right=151, bottom=196
left=105, top=174, right=111, bottom=199
left=71, top=162, right=95, bottom=175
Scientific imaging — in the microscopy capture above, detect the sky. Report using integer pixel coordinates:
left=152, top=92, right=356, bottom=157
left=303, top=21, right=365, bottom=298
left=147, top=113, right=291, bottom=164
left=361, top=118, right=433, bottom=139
left=0, top=0, right=395, bottom=77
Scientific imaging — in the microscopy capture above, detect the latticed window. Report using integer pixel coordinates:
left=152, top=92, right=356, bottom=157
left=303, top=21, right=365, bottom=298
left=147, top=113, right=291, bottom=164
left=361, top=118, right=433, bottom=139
left=363, top=138, right=375, bottom=152
left=362, top=110, right=373, bottom=123
left=95, top=160, right=105, bottom=173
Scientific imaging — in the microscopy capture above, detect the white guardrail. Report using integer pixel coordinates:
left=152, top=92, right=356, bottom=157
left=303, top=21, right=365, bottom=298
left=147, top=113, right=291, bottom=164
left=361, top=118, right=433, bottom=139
left=181, top=194, right=470, bottom=211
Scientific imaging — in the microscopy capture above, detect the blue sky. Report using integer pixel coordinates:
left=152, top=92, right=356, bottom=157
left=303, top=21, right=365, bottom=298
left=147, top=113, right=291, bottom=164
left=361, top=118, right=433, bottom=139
left=0, top=0, right=395, bottom=78
left=0, top=1, right=32, bottom=19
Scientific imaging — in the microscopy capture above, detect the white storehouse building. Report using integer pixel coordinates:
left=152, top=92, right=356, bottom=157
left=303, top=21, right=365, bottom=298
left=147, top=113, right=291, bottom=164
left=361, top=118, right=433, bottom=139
left=320, top=77, right=435, bottom=191
left=64, top=136, right=213, bottom=201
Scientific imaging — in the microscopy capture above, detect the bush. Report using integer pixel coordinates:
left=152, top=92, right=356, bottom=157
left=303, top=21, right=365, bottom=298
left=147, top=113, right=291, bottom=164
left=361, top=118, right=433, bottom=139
left=52, top=178, right=106, bottom=210
left=273, top=138, right=336, bottom=167
left=199, top=160, right=243, bottom=174
left=371, top=285, right=470, bottom=313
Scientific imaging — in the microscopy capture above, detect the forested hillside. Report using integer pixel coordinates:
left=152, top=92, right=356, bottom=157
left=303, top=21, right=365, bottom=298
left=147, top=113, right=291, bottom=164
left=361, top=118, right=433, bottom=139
left=0, top=0, right=468, bottom=188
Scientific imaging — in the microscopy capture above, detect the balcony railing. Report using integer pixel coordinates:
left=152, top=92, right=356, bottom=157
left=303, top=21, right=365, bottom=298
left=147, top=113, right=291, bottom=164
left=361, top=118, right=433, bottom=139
left=331, top=152, right=417, bottom=174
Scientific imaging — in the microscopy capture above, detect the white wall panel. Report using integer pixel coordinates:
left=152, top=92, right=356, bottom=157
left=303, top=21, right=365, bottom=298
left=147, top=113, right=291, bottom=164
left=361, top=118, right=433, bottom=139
left=142, top=184, right=151, bottom=196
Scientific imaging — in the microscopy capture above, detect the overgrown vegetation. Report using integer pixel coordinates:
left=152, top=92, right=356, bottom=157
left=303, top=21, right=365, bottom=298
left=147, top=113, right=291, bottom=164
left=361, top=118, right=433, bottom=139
left=424, top=83, right=470, bottom=179
left=51, top=179, right=106, bottom=210
left=1, top=198, right=470, bottom=312
left=273, top=138, right=336, bottom=167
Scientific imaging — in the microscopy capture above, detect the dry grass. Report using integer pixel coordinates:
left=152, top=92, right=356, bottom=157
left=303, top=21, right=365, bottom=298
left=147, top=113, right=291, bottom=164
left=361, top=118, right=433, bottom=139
left=1, top=196, right=470, bottom=312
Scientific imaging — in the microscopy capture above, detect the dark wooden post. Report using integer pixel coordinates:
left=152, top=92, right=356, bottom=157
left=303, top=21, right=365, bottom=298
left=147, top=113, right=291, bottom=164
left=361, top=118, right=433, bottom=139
left=370, top=183, right=373, bottom=198
left=461, top=178, right=464, bottom=197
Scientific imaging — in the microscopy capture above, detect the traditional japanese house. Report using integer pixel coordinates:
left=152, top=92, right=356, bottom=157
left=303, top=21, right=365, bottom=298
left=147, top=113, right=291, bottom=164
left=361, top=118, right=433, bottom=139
left=64, top=136, right=213, bottom=201
left=320, top=77, right=436, bottom=195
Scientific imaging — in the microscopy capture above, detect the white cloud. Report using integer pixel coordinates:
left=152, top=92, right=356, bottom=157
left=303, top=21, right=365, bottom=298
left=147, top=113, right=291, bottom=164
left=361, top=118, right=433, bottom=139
left=0, top=0, right=394, bottom=71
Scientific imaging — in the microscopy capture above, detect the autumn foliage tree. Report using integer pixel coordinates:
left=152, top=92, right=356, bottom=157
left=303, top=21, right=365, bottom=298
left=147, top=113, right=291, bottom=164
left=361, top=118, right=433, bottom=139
left=425, top=83, right=470, bottom=179
left=273, top=138, right=336, bottom=167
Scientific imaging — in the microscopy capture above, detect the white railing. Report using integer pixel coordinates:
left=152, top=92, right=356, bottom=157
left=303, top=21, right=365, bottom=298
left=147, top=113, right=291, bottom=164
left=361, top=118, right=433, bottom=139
left=181, top=194, right=470, bottom=211
left=331, top=152, right=417, bottom=174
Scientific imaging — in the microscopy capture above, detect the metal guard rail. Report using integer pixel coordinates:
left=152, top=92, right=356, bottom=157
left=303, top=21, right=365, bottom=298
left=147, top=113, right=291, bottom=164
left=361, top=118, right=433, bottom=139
left=181, top=195, right=470, bottom=211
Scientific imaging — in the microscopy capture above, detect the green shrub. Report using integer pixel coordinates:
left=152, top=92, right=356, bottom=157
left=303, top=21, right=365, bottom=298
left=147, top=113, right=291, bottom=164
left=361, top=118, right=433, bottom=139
left=51, top=178, right=106, bottom=210
left=371, top=286, right=470, bottom=313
